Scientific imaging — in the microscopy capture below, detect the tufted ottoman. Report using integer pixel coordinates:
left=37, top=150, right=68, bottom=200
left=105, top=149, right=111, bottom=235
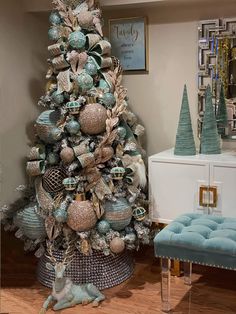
left=154, top=213, right=236, bottom=312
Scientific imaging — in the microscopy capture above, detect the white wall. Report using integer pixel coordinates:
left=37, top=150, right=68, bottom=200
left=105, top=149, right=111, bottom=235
left=103, top=1, right=236, bottom=155
left=0, top=1, right=49, bottom=205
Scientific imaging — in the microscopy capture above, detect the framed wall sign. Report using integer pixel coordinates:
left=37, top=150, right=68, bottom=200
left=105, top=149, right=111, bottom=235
left=109, top=17, right=148, bottom=73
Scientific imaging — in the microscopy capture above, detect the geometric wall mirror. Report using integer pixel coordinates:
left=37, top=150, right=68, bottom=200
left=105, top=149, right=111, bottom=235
left=198, top=18, right=236, bottom=139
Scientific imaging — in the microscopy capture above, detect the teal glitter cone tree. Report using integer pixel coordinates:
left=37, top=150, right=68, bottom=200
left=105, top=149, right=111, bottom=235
left=174, top=84, right=196, bottom=156
left=216, top=84, right=228, bottom=135
left=200, top=85, right=221, bottom=154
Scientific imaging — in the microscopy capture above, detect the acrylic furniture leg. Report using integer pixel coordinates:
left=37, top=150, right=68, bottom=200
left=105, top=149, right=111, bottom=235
left=184, top=262, right=192, bottom=286
left=161, top=258, right=171, bottom=312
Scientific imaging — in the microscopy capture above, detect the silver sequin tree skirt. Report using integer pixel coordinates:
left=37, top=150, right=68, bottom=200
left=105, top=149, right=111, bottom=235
left=37, top=250, right=134, bottom=290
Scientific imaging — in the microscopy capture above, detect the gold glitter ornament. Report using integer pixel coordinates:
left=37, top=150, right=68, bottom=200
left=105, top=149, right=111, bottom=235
left=60, top=147, right=75, bottom=164
left=67, top=198, right=97, bottom=232
left=79, top=103, right=107, bottom=135
left=110, top=237, right=125, bottom=254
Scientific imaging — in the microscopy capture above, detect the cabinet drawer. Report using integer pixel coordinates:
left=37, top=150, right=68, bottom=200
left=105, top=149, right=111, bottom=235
left=149, top=160, right=209, bottom=223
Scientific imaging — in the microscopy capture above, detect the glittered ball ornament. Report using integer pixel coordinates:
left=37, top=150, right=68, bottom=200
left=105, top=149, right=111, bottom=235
left=51, top=91, right=64, bottom=105
left=54, top=207, right=68, bottom=223
left=42, top=166, right=67, bottom=193
left=117, top=126, right=127, bottom=139
left=79, top=103, right=107, bottom=135
left=110, top=237, right=125, bottom=254
left=35, top=110, right=62, bottom=143
left=67, top=200, right=97, bottom=232
left=85, top=60, right=98, bottom=76
left=102, top=93, right=116, bottom=108
left=17, top=204, right=46, bottom=240
left=97, top=220, right=110, bottom=234
left=60, top=147, right=75, bottom=164
left=77, top=72, right=94, bottom=92
left=103, top=197, right=132, bottom=231
left=49, top=127, right=62, bottom=141
left=49, top=11, right=62, bottom=25
left=69, top=31, right=86, bottom=49
left=47, top=152, right=60, bottom=165
left=48, top=27, right=60, bottom=41
left=66, top=119, right=80, bottom=135
left=77, top=11, right=94, bottom=28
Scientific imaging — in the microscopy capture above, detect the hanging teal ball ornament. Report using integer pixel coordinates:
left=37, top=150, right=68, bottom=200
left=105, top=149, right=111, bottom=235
left=49, top=127, right=62, bottom=141
left=97, top=220, right=111, bottom=234
left=49, top=11, right=62, bottom=25
left=47, top=152, right=60, bottom=165
left=48, top=27, right=60, bottom=41
left=51, top=91, right=64, bottom=105
left=85, top=59, right=98, bottom=76
left=54, top=207, right=68, bottom=223
left=69, top=31, right=86, bottom=49
left=66, top=119, right=81, bottom=135
left=102, top=93, right=116, bottom=108
left=117, top=126, right=127, bottom=139
left=103, top=197, right=132, bottom=231
left=77, top=72, right=94, bottom=91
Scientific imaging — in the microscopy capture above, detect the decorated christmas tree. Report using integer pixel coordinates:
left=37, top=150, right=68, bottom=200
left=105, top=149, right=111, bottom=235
left=216, top=84, right=228, bottom=135
left=200, top=85, right=221, bottom=154
left=174, top=84, right=196, bottom=156
left=1, top=0, right=150, bottom=286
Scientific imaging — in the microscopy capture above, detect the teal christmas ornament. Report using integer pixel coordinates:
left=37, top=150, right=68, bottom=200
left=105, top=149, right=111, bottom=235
left=63, top=177, right=77, bottom=191
left=102, top=93, right=116, bottom=108
left=85, top=60, right=98, bottom=76
left=117, top=126, right=127, bottom=139
left=48, top=27, right=60, bottom=41
left=66, top=101, right=82, bottom=115
left=97, top=220, right=111, bottom=234
left=103, top=197, right=132, bottom=231
left=54, top=207, right=68, bottom=223
left=200, top=85, right=221, bottom=154
left=18, top=203, right=46, bottom=240
left=49, top=11, right=62, bottom=25
left=69, top=31, right=86, bottom=49
left=174, top=85, right=196, bottom=156
left=35, top=110, right=62, bottom=143
left=49, top=127, right=62, bottom=141
left=98, top=79, right=110, bottom=92
left=77, top=72, right=94, bottom=91
left=66, top=119, right=81, bottom=134
left=51, top=91, right=64, bottom=105
left=47, top=152, right=60, bottom=165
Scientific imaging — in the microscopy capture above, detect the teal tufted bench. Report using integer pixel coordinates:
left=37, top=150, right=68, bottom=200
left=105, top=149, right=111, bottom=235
left=154, top=213, right=236, bottom=312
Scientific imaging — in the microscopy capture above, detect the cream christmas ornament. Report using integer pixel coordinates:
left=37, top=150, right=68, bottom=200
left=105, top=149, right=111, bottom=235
left=79, top=103, right=107, bottom=135
left=60, top=147, right=75, bottom=163
left=67, top=199, right=97, bottom=232
left=110, top=237, right=125, bottom=254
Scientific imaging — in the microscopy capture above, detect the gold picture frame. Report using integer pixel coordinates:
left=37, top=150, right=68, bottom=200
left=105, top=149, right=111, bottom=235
left=109, top=17, right=149, bottom=74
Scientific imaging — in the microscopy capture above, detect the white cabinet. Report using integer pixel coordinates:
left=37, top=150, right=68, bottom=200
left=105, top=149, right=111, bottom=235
left=149, top=149, right=236, bottom=224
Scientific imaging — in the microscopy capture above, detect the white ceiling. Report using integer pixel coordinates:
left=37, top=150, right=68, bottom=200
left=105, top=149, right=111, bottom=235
left=24, top=0, right=235, bottom=12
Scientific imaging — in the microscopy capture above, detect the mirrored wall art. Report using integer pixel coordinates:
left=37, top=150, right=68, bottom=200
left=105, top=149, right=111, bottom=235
left=198, top=18, right=236, bottom=139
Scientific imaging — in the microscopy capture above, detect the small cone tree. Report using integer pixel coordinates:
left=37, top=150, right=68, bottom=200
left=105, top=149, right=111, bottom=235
left=216, top=84, right=228, bottom=135
left=200, top=85, right=221, bottom=154
left=174, top=84, right=196, bottom=156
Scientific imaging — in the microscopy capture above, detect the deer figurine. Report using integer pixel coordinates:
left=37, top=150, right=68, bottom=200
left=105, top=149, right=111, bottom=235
left=39, top=241, right=105, bottom=313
